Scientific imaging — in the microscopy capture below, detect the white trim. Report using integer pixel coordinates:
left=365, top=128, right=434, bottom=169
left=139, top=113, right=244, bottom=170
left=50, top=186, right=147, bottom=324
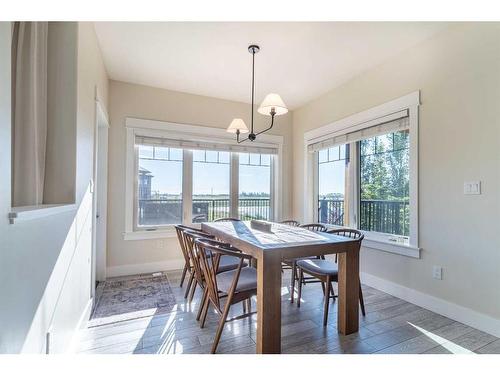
left=8, top=203, right=76, bottom=224
left=92, top=94, right=110, bottom=291
left=126, top=117, right=283, bottom=148
left=362, top=239, right=421, bottom=259
left=361, top=272, right=500, bottom=338
left=307, top=110, right=409, bottom=152
left=94, top=87, right=109, bottom=125
left=304, top=91, right=420, bottom=254
left=123, top=228, right=177, bottom=241
left=107, top=259, right=185, bottom=278
left=124, top=117, right=283, bottom=235
left=68, top=297, right=93, bottom=353
left=303, top=91, right=420, bottom=141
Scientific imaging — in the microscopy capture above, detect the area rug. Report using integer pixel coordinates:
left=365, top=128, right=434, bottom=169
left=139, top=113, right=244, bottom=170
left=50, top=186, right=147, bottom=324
left=88, top=273, right=177, bottom=327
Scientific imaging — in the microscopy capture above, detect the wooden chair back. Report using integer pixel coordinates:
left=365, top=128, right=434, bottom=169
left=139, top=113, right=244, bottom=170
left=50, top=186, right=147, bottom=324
left=326, top=228, right=364, bottom=240
left=300, top=223, right=327, bottom=232
left=175, top=225, right=207, bottom=268
left=214, top=217, right=241, bottom=222
left=175, top=225, right=192, bottom=268
left=182, top=229, right=215, bottom=286
left=194, top=238, right=251, bottom=314
left=326, top=228, right=364, bottom=262
left=280, top=220, right=301, bottom=227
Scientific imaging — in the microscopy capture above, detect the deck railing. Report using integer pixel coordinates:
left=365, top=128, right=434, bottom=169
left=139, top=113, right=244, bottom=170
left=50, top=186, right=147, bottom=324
left=138, top=198, right=271, bottom=225
left=318, top=199, right=409, bottom=236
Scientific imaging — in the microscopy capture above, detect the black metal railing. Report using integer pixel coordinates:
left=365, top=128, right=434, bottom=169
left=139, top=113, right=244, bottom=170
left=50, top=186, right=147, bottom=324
left=318, top=199, right=345, bottom=225
left=138, top=198, right=271, bottom=225
left=238, top=199, right=270, bottom=221
left=359, top=199, right=409, bottom=236
left=318, top=199, right=409, bottom=236
left=192, top=199, right=231, bottom=222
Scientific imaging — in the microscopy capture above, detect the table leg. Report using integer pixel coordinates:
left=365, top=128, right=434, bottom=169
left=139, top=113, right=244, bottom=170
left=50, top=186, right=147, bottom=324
left=256, top=251, right=282, bottom=353
left=337, top=245, right=360, bottom=335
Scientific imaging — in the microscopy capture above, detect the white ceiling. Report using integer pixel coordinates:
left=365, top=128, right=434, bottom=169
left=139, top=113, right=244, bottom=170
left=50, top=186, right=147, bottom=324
left=94, top=22, right=450, bottom=109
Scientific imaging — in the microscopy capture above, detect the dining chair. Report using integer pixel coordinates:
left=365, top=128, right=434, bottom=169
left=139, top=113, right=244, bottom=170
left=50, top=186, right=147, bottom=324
left=194, top=237, right=256, bottom=354
left=214, top=217, right=241, bottom=222
left=183, top=229, right=251, bottom=323
left=182, top=228, right=243, bottom=298
left=300, top=223, right=327, bottom=232
left=296, top=228, right=365, bottom=325
left=175, top=226, right=216, bottom=300
left=283, top=223, right=327, bottom=303
left=280, top=219, right=301, bottom=227
left=174, top=225, right=209, bottom=289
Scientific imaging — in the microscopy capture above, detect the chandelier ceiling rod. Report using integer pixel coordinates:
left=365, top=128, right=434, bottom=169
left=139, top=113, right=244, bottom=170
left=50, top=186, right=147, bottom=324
left=226, top=44, right=288, bottom=144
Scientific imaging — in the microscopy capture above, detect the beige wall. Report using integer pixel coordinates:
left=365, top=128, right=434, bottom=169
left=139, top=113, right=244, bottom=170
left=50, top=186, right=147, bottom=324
left=106, top=80, right=293, bottom=275
left=292, top=23, right=500, bottom=319
left=0, top=22, right=108, bottom=353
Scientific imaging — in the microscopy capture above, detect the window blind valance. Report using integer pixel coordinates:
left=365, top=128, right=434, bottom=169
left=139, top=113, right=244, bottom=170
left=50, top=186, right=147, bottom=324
left=135, top=135, right=279, bottom=155
left=307, top=110, right=409, bottom=153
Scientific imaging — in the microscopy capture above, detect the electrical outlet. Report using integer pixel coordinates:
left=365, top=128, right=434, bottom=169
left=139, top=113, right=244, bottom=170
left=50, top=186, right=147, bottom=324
left=432, top=265, right=443, bottom=280
left=156, top=240, right=165, bottom=249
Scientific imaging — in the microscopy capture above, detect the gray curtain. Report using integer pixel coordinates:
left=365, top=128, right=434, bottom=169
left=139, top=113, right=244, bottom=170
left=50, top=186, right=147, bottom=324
left=11, top=22, right=48, bottom=206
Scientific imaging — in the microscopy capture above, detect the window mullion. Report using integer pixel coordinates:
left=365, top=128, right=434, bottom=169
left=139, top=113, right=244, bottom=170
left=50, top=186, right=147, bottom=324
left=312, top=152, right=319, bottom=222
left=270, top=155, right=275, bottom=221
left=183, top=150, right=193, bottom=224
left=230, top=153, right=239, bottom=219
left=349, top=142, right=359, bottom=229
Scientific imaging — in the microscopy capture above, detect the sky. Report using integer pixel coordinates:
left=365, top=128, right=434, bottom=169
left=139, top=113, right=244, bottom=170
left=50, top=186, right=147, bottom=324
left=139, top=157, right=271, bottom=196
left=318, top=159, right=345, bottom=197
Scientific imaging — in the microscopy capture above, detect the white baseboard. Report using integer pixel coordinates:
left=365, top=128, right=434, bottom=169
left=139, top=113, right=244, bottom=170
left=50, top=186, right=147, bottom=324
left=67, top=297, right=93, bottom=353
left=361, top=272, right=500, bottom=338
left=106, top=259, right=185, bottom=278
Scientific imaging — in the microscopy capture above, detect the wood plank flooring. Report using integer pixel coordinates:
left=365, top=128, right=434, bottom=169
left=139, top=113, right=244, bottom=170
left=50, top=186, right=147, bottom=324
left=74, top=270, right=500, bottom=354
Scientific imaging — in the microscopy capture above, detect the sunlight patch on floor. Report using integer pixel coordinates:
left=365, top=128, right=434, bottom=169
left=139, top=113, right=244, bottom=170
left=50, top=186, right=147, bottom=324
left=408, top=322, right=474, bottom=354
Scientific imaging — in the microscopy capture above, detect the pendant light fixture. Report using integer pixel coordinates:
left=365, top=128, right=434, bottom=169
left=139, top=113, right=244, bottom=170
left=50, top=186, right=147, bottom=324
left=226, top=45, right=288, bottom=143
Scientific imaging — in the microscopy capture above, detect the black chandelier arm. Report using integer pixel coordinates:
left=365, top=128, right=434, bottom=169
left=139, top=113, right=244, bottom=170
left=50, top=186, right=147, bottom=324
left=255, top=113, right=275, bottom=137
left=236, top=130, right=249, bottom=144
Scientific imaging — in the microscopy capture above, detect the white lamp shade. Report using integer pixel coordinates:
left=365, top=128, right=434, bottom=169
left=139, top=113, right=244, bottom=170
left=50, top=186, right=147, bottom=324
left=257, top=93, right=288, bottom=116
left=227, top=118, right=249, bottom=133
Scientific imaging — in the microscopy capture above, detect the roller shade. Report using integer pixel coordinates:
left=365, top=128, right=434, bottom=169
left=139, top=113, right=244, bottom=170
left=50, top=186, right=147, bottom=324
left=307, top=110, right=409, bottom=153
left=135, top=135, right=279, bottom=155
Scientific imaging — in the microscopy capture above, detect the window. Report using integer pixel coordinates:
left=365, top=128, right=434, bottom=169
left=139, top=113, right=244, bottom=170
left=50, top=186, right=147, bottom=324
left=318, top=145, right=348, bottom=226
left=238, top=153, right=272, bottom=220
left=135, top=149, right=273, bottom=227
left=360, top=130, right=409, bottom=236
left=192, top=150, right=230, bottom=223
left=125, top=119, right=282, bottom=239
left=315, top=127, right=411, bottom=241
left=305, top=92, right=419, bottom=257
left=136, top=145, right=183, bottom=227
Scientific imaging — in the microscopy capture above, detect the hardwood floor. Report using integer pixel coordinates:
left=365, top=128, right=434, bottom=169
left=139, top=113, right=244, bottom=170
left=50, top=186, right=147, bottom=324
left=75, top=270, right=500, bottom=354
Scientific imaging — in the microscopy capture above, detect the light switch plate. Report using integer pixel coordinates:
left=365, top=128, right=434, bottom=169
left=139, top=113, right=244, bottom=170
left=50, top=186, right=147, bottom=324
left=433, top=265, right=443, bottom=280
left=464, top=181, right=481, bottom=195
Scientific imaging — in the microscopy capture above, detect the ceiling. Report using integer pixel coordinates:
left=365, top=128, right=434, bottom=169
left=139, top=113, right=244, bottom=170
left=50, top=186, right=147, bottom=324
left=94, top=22, right=450, bottom=109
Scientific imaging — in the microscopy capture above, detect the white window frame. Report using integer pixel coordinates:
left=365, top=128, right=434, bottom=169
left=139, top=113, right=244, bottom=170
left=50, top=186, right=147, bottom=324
left=124, top=117, right=283, bottom=240
left=303, top=91, right=421, bottom=258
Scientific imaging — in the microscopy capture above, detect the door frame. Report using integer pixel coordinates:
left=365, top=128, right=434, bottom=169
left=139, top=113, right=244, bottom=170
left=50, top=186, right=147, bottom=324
left=91, top=90, right=109, bottom=300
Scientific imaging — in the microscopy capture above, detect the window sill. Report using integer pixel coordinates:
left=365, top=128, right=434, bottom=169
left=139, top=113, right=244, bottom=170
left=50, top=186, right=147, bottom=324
left=362, top=237, right=421, bottom=259
left=123, top=229, right=177, bottom=241
left=9, top=204, right=76, bottom=224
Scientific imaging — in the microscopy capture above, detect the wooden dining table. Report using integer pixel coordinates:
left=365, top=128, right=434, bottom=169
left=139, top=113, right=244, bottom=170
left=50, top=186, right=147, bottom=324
left=201, top=220, right=361, bottom=354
